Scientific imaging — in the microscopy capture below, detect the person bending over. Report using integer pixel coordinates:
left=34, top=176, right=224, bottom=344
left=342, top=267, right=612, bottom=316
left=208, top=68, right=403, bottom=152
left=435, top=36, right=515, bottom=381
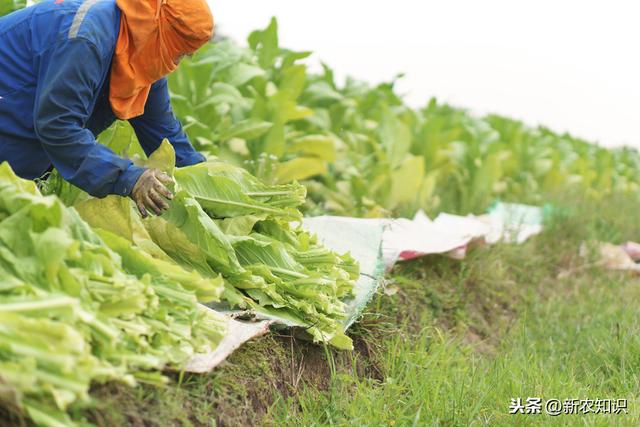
left=0, top=0, right=214, bottom=216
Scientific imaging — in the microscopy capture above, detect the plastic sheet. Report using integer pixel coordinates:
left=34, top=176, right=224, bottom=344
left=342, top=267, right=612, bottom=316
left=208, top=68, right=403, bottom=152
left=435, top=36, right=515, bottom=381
left=382, top=202, right=546, bottom=268
left=184, top=313, right=273, bottom=373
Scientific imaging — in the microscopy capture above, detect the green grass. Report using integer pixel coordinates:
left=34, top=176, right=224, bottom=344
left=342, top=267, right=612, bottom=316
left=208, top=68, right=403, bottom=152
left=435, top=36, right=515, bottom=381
left=269, top=194, right=640, bottom=426
left=272, top=264, right=640, bottom=426
left=3, top=193, right=640, bottom=426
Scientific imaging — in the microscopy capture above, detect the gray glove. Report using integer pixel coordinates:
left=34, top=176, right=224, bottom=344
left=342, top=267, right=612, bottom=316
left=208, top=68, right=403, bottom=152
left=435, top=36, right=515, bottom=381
left=130, top=168, right=174, bottom=218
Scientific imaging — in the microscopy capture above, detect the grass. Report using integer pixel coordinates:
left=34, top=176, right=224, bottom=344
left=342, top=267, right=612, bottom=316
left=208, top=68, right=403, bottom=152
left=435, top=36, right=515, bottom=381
left=269, top=193, right=640, bottom=426
left=274, top=261, right=640, bottom=426
left=3, top=193, right=640, bottom=426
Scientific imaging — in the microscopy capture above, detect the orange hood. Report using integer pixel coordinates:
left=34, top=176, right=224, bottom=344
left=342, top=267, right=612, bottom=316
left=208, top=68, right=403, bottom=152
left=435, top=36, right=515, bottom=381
left=110, top=0, right=214, bottom=119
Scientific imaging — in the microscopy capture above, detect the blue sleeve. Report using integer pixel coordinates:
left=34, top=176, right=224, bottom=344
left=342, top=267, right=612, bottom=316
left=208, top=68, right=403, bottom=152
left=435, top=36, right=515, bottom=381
left=129, top=78, right=205, bottom=167
left=33, top=38, right=145, bottom=197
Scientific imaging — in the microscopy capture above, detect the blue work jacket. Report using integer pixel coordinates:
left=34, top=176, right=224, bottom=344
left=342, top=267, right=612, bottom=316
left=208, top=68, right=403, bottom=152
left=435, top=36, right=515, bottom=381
left=0, top=0, right=205, bottom=197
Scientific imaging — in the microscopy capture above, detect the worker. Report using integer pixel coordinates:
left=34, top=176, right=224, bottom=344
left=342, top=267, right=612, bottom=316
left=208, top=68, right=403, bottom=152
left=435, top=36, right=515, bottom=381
left=0, top=0, right=213, bottom=217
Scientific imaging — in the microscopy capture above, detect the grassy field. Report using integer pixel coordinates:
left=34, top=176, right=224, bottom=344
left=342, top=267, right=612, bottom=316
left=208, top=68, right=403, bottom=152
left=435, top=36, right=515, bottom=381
left=3, top=193, right=640, bottom=427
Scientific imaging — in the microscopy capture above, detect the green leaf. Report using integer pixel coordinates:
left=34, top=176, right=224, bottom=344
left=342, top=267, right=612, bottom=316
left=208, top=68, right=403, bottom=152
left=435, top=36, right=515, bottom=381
left=226, top=63, right=266, bottom=87
left=195, top=83, right=250, bottom=110
left=220, top=119, right=273, bottom=141
left=149, top=193, right=245, bottom=276
left=262, top=122, right=286, bottom=157
left=286, top=135, right=336, bottom=161
left=304, top=81, right=344, bottom=103
left=248, top=17, right=279, bottom=69
left=97, top=121, right=145, bottom=159
left=217, top=215, right=267, bottom=236
left=386, top=155, right=425, bottom=210
left=143, top=139, right=176, bottom=174
left=74, top=195, right=134, bottom=241
left=379, top=106, right=411, bottom=167
left=96, top=229, right=225, bottom=302
left=275, top=158, right=328, bottom=184
left=175, top=163, right=303, bottom=219
left=281, top=50, right=312, bottom=68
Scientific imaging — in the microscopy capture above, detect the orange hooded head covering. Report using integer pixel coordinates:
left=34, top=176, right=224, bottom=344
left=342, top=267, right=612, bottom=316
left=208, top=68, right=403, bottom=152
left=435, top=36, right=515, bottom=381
left=110, top=0, right=214, bottom=119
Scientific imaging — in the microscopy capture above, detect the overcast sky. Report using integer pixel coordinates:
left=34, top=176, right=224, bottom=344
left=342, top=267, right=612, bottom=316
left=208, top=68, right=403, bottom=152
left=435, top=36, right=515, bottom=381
left=208, top=0, right=639, bottom=148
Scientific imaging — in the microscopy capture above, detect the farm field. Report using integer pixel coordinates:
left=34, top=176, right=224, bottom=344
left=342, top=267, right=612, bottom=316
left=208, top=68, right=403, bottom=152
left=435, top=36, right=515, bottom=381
left=1, top=4, right=640, bottom=426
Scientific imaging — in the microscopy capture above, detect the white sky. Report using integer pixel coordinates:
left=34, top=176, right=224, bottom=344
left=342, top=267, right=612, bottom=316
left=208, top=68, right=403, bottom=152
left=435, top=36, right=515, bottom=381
left=208, top=0, right=640, bottom=148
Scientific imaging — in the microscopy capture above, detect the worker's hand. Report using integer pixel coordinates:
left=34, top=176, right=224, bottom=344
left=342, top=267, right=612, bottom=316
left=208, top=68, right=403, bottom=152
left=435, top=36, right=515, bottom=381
left=131, top=168, right=174, bottom=218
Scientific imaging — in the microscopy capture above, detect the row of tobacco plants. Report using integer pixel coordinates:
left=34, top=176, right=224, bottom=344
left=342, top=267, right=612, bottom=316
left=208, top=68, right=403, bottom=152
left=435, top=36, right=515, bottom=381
left=170, top=18, right=640, bottom=218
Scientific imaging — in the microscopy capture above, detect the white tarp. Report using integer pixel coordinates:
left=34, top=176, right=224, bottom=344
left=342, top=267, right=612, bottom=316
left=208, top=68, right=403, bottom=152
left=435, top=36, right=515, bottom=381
left=381, top=202, right=546, bottom=268
left=185, top=315, right=273, bottom=373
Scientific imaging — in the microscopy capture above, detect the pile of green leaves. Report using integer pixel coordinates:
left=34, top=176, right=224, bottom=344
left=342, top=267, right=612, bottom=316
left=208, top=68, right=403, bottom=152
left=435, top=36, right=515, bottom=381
left=76, top=141, right=358, bottom=349
left=42, top=118, right=358, bottom=352
left=165, top=159, right=358, bottom=348
left=169, top=18, right=640, bottom=218
left=0, top=163, right=227, bottom=427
